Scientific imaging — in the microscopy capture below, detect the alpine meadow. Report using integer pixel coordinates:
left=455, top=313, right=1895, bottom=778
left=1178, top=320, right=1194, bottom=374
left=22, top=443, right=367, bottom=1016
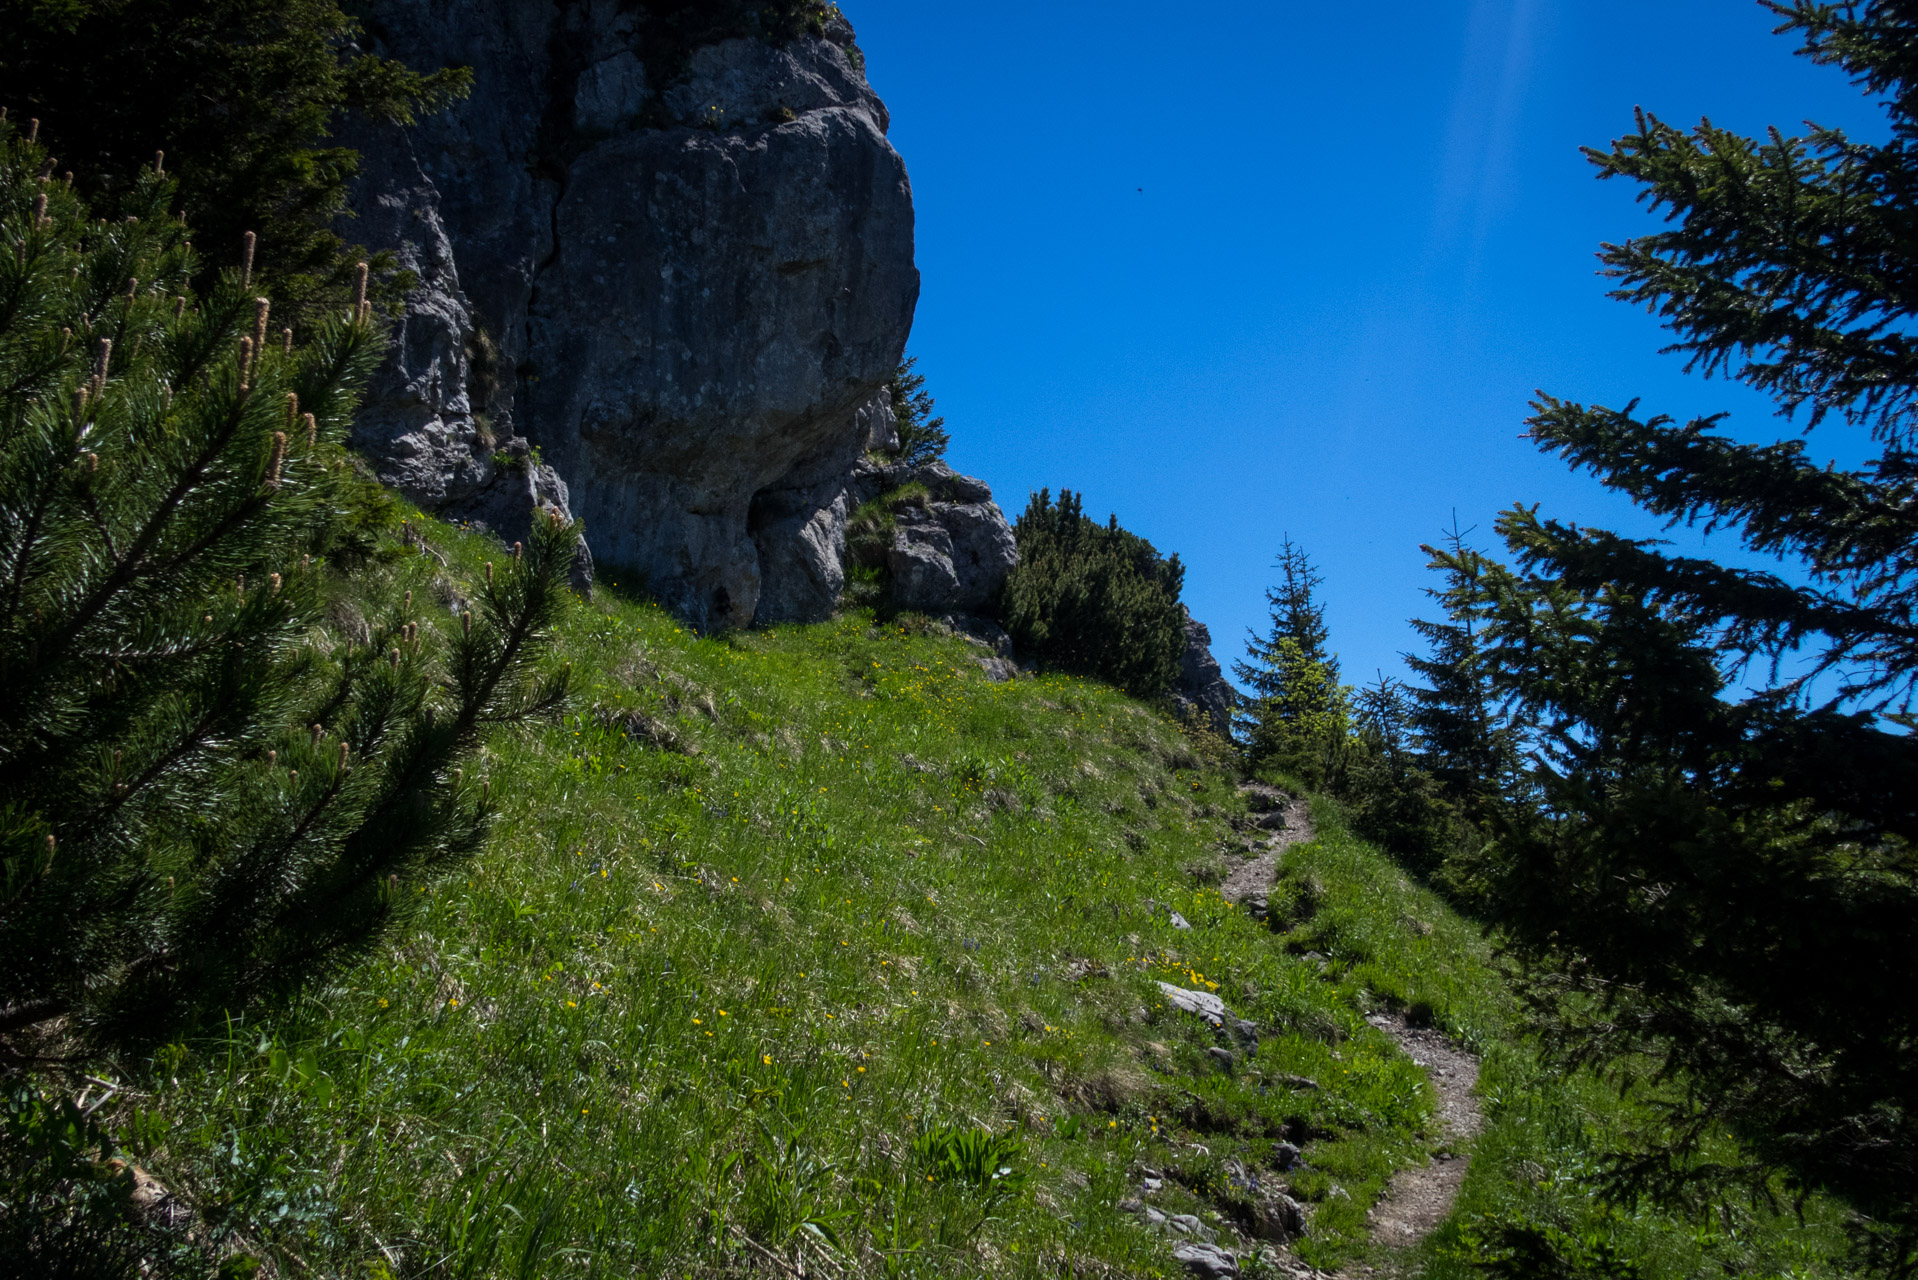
left=1, top=2, right=1914, bottom=1279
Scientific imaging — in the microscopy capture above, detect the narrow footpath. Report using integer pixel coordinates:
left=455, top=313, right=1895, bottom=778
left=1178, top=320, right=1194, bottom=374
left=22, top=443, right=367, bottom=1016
left=1224, top=786, right=1485, bottom=1278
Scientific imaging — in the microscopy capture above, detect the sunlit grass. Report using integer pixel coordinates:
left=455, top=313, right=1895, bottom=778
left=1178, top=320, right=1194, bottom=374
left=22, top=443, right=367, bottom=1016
left=78, top=513, right=1853, bottom=1279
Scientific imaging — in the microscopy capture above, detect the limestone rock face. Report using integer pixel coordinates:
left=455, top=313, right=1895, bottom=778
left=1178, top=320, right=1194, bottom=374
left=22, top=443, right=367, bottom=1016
left=346, top=3, right=918, bottom=628
left=340, top=115, right=584, bottom=577
left=848, top=459, right=1018, bottom=617
left=1172, top=610, right=1236, bottom=737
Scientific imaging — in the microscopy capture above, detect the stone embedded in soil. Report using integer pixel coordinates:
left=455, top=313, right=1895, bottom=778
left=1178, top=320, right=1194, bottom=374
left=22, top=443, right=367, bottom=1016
left=1156, top=981, right=1261, bottom=1049
left=977, top=656, right=1017, bottom=682
left=1167, top=1213, right=1217, bottom=1243
left=1251, top=1193, right=1310, bottom=1242
left=1172, top=1241, right=1241, bottom=1279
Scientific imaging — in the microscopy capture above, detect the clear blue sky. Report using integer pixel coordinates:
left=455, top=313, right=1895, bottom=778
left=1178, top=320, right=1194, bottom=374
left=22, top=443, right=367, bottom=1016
left=849, top=0, right=1884, bottom=690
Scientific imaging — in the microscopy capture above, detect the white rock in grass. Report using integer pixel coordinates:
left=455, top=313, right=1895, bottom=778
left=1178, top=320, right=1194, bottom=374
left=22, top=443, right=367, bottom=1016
left=1156, top=981, right=1260, bottom=1049
left=1172, top=1241, right=1240, bottom=1279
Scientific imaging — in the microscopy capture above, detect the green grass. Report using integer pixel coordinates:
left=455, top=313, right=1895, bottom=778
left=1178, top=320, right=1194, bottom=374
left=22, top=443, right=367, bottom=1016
left=1268, top=797, right=1855, bottom=1280
left=35, top=513, right=1857, bottom=1278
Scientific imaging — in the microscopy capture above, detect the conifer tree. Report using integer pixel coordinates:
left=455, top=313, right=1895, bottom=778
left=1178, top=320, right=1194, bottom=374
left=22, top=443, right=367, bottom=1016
left=1002, top=489, right=1186, bottom=697
left=0, top=0, right=472, bottom=320
left=889, top=357, right=951, bottom=468
left=0, top=122, right=574, bottom=1059
left=1234, top=539, right=1348, bottom=783
left=1456, top=4, right=1918, bottom=1266
left=1334, top=674, right=1454, bottom=869
left=1406, top=525, right=1525, bottom=817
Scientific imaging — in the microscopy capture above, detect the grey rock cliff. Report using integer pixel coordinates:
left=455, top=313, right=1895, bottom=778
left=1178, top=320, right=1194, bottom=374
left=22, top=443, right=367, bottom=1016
left=340, top=113, right=588, bottom=581
left=1172, top=610, right=1236, bottom=737
left=346, top=3, right=924, bottom=628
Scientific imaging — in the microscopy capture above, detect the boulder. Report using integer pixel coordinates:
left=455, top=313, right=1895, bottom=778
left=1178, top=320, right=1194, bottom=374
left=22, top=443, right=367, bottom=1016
left=1172, top=1242, right=1240, bottom=1280
left=1156, top=981, right=1260, bottom=1049
left=848, top=458, right=1018, bottom=616
left=1250, top=1192, right=1309, bottom=1242
left=888, top=512, right=961, bottom=609
left=936, top=614, right=1014, bottom=657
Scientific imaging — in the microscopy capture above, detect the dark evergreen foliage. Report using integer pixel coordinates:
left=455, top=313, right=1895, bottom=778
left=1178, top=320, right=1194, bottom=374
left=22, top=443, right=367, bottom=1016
left=1335, top=676, right=1452, bottom=872
left=889, top=357, right=951, bottom=468
left=0, top=124, right=573, bottom=1060
left=1002, top=489, right=1185, bottom=698
left=1450, top=3, right=1918, bottom=1267
left=1234, top=539, right=1348, bottom=783
left=0, top=0, right=471, bottom=323
left=1406, top=525, right=1527, bottom=819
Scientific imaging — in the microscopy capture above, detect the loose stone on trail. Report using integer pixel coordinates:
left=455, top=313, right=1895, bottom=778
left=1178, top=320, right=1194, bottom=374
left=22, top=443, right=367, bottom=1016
left=1172, top=1240, right=1242, bottom=1279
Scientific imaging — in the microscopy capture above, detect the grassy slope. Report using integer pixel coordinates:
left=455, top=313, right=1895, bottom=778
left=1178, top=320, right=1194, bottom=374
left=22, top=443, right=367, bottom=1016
left=92, top=515, right=1850, bottom=1278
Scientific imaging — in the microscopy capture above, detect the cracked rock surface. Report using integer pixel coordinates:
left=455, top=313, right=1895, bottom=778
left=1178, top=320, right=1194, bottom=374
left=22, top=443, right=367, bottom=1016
left=347, top=3, right=918, bottom=628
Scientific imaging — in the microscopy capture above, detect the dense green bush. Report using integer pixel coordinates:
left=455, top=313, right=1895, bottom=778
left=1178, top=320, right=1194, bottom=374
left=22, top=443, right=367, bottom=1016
left=1002, top=489, right=1186, bottom=697
left=0, top=0, right=470, bottom=323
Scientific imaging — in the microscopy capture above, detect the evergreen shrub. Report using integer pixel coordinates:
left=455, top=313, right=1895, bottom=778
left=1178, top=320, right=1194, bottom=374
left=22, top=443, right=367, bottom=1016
left=1002, top=489, right=1185, bottom=698
left=0, top=0, right=471, bottom=321
left=0, top=123, right=573, bottom=1061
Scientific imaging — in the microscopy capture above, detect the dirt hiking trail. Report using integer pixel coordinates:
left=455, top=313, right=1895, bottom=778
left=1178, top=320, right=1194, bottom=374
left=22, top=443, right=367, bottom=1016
left=1225, top=785, right=1485, bottom=1278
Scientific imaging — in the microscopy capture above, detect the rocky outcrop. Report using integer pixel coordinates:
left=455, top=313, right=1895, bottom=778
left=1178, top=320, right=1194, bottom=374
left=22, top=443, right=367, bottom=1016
left=1172, top=610, right=1235, bottom=737
left=848, top=458, right=1018, bottom=617
left=346, top=3, right=918, bottom=628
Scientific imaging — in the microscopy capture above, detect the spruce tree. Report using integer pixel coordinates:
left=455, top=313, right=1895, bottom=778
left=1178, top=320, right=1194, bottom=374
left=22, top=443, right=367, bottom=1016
left=1336, top=675, right=1452, bottom=869
left=1234, top=539, right=1348, bottom=783
left=0, top=122, right=573, bottom=1059
left=1406, top=524, right=1525, bottom=818
left=889, top=357, right=951, bottom=468
left=1457, top=4, right=1918, bottom=1266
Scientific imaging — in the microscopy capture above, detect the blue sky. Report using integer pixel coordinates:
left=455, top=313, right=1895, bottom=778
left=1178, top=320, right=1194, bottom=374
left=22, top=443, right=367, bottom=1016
left=850, top=0, right=1885, bottom=689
